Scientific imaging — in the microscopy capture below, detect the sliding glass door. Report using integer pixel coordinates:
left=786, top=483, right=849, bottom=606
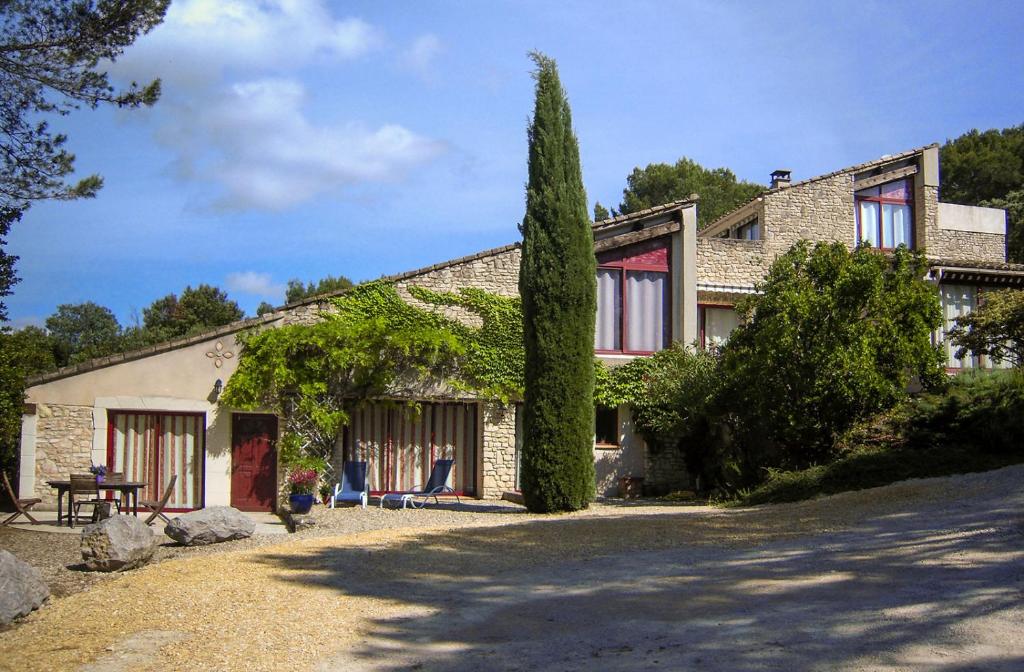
left=107, top=411, right=205, bottom=509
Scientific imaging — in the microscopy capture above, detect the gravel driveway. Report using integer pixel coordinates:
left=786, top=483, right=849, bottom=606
left=1, top=466, right=1022, bottom=671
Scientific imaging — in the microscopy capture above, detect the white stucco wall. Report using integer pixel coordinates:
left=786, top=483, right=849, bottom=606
left=594, top=406, right=646, bottom=497
left=22, top=333, right=251, bottom=506
left=938, top=202, right=1007, bottom=235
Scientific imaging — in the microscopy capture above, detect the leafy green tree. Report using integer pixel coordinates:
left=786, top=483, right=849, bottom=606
left=616, top=158, right=765, bottom=227
left=948, top=289, right=1024, bottom=367
left=719, top=241, right=944, bottom=479
left=45, top=301, right=121, bottom=366
left=285, top=275, right=354, bottom=304
left=256, top=301, right=275, bottom=316
left=0, top=1, right=167, bottom=320
left=0, top=207, right=18, bottom=321
left=593, top=202, right=610, bottom=221
left=980, top=189, right=1024, bottom=264
left=518, top=53, right=596, bottom=513
left=0, top=0, right=168, bottom=209
left=940, top=125, right=1024, bottom=262
left=0, top=326, right=57, bottom=484
left=142, top=284, right=244, bottom=341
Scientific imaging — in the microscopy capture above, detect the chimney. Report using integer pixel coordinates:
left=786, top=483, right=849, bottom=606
left=770, top=169, right=791, bottom=189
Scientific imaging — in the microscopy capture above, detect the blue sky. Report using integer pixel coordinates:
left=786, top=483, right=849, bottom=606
left=6, top=0, right=1024, bottom=327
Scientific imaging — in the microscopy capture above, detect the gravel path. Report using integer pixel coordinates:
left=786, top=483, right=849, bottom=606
left=1, top=466, right=1022, bottom=671
left=0, top=500, right=532, bottom=600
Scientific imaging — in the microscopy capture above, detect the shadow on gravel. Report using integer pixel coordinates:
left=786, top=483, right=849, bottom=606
left=254, top=480, right=1024, bottom=671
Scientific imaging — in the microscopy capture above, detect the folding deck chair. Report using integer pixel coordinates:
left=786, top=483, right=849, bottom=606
left=330, top=461, right=369, bottom=509
left=140, top=475, right=177, bottom=526
left=2, top=471, right=41, bottom=526
left=379, top=459, right=461, bottom=509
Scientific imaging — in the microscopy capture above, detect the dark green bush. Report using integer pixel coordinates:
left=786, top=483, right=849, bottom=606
left=737, top=369, right=1024, bottom=505
left=719, top=241, right=944, bottom=478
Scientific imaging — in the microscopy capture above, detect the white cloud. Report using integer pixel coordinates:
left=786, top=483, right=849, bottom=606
left=115, top=0, right=382, bottom=89
left=110, top=1, right=445, bottom=211
left=225, top=271, right=285, bottom=300
left=401, top=34, right=443, bottom=80
left=160, top=78, right=444, bottom=210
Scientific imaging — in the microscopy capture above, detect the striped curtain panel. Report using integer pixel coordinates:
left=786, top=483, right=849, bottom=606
left=109, top=412, right=204, bottom=509
left=346, top=403, right=477, bottom=495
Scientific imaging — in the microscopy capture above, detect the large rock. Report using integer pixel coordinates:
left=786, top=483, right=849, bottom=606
left=81, top=515, right=159, bottom=572
left=285, top=512, right=316, bottom=533
left=0, top=549, right=49, bottom=625
left=164, top=506, right=255, bottom=546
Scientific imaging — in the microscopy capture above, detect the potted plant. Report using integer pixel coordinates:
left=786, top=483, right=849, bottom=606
left=287, top=468, right=318, bottom=514
left=89, top=463, right=107, bottom=483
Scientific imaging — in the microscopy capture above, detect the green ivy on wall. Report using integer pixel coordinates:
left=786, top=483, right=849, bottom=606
left=220, top=279, right=661, bottom=470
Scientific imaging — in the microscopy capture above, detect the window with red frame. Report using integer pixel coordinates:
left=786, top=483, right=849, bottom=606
left=595, top=239, right=670, bottom=354
left=855, top=178, right=913, bottom=249
left=107, top=411, right=205, bottom=510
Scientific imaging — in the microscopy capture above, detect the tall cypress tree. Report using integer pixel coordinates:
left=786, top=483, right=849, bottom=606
left=519, top=53, right=596, bottom=512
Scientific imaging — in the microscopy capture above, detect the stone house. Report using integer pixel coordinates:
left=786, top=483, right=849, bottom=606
left=17, top=145, right=1022, bottom=511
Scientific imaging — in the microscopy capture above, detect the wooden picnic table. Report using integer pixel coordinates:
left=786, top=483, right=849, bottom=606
left=46, top=479, right=146, bottom=527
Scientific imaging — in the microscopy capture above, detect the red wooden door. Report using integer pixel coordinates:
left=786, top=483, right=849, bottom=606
left=231, top=414, right=278, bottom=511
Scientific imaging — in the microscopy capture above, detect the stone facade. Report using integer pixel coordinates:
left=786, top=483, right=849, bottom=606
left=278, top=246, right=523, bottom=329
left=32, top=404, right=93, bottom=507
left=396, top=247, right=522, bottom=326
left=280, top=301, right=324, bottom=326
left=925, top=229, right=1006, bottom=262
left=761, top=172, right=862, bottom=254
left=479, top=403, right=518, bottom=498
left=643, top=445, right=688, bottom=496
left=923, top=181, right=1004, bottom=262
left=696, top=238, right=771, bottom=287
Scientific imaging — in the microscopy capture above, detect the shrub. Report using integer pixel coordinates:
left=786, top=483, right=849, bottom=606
left=948, top=288, right=1024, bottom=367
left=719, top=241, right=944, bottom=479
left=738, top=369, right=1024, bottom=505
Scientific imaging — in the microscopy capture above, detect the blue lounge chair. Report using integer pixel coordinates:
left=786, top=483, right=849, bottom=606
left=379, top=459, right=461, bottom=509
left=330, top=461, right=369, bottom=509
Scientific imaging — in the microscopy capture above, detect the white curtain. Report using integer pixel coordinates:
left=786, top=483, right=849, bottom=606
left=881, top=204, right=895, bottom=248
left=625, top=271, right=667, bottom=352
left=704, top=307, right=741, bottom=350
left=859, top=201, right=879, bottom=247
left=596, top=269, right=622, bottom=350
left=347, top=403, right=476, bottom=494
left=893, top=204, right=911, bottom=247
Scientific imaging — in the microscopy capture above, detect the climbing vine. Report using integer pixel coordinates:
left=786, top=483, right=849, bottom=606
left=220, top=282, right=526, bottom=468
left=220, top=279, right=664, bottom=470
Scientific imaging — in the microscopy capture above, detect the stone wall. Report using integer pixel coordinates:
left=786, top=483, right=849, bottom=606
left=479, top=403, right=518, bottom=499
left=32, top=404, right=94, bottom=508
left=922, top=181, right=1005, bottom=262
left=762, top=173, right=858, bottom=254
left=696, top=238, right=771, bottom=287
left=925, top=229, right=1007, bottom=263
left=396, top=247, right=522, bottom=326
left=278, top=246, right=522, bottom=329
left=643, top=444, right=689, bottom=496
left=280, top=302, right=325, bottom=326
